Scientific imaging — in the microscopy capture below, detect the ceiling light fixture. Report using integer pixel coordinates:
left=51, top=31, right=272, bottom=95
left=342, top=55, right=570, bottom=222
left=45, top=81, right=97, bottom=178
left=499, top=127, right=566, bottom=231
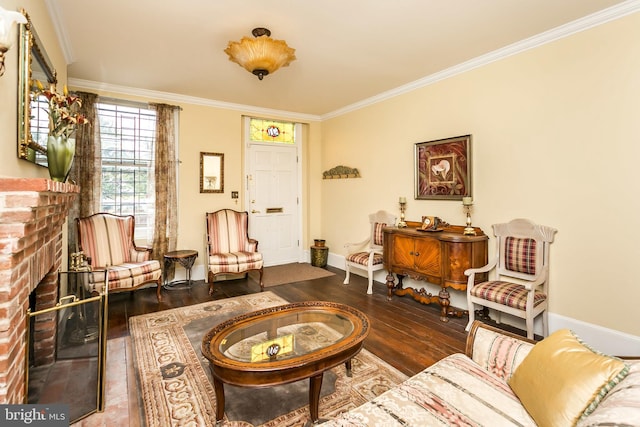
left=225, top=28, right=296, bottom=80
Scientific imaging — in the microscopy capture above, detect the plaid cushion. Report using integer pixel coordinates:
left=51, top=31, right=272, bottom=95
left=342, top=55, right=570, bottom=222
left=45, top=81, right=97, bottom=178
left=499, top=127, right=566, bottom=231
left=505, top=237, right=537, bottom=275
left=107, top=261, right=161, bottom=280
left=208, top=252, right=263, bottom=274
left=373, top=222, right=386, bottom=246
left=206, top=210, right=263, bottom=278
left=207, top=210, right=256, bottom=253
left=129, top=247, right=151, bottom=262
left=87, top=260, right=161, bottom=294
left=209, top=251, right=263, bottom=266
left=78, top=214, right=135, bottom=267
left=346, top=251, right=384, bottom=266
left=470, top=281, right=547, bottom=310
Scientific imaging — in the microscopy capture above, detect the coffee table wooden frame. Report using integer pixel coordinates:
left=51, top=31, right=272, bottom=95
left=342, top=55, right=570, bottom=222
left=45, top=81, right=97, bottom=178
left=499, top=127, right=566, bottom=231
left=201, top=301, right=370, bottom=424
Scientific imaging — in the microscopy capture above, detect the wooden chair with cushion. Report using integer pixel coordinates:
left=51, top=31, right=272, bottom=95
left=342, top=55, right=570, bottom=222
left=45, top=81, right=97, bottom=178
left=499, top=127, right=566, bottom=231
left=205, top=209, right=264, bottom=295
left=343, top=210, right=397, bottom=294
left=464, top=218, right=557, bottom=339
left=76, top=212, right=163, bottom=301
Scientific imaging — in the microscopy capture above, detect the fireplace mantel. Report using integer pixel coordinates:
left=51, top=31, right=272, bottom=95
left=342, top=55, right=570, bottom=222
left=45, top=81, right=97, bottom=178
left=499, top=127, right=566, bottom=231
left=0, top=177, right=79, bottom=403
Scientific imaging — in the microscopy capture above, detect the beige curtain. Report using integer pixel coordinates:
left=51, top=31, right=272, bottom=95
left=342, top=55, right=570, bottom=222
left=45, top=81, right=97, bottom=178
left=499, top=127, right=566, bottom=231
left=150, top=103, right=179, bottom=268
left=68, top=91, right=101, bottom=255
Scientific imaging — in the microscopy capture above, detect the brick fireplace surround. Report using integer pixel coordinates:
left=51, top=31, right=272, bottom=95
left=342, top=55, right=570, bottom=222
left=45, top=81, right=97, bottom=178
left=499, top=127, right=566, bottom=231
left=0, top=178, right=78, bottom=404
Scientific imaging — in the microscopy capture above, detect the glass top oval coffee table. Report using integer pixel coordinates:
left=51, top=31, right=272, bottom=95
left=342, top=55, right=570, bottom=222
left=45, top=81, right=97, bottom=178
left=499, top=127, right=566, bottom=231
left=201, top=301, right=370, bottom=425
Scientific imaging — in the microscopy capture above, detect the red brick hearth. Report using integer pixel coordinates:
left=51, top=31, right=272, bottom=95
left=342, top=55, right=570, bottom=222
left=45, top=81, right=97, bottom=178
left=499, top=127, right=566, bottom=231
left=0, top=178, right=79, bottom=404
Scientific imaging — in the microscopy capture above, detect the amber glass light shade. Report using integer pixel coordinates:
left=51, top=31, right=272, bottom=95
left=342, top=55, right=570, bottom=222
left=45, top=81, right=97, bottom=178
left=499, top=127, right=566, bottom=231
left=225, top=28, right=296, bottom=80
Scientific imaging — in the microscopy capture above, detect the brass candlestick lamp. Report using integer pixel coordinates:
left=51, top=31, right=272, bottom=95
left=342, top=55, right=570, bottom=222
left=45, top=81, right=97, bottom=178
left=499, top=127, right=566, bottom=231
left=398, top=196, right=407, bottom=228
left=462, top=196, right=476, bottom=235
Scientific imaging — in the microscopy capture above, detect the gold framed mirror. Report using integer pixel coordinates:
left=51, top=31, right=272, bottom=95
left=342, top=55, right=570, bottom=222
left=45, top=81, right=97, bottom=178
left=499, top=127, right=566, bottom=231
left=17, top=10, right=57, bottom=167
left=200, top=152, right=224, bottom=193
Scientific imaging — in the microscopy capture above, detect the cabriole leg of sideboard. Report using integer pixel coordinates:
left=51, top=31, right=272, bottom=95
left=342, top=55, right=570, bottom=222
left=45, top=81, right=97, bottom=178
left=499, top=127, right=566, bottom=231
left=385, top=272, right=396, bottom=300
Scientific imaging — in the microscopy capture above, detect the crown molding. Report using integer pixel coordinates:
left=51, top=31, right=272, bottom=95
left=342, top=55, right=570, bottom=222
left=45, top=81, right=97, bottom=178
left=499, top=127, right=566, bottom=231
left=321, top=0, right=640, bottom=120
left=67, top=78, right=322, bottom=122
left=59, top=1, right=640, bottom=121
left=45, top=0, right=74, bottom=64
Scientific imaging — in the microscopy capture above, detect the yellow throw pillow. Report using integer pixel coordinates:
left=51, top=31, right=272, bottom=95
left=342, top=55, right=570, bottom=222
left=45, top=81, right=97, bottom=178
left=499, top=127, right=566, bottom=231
left=508, top=329, right=629, bottom=427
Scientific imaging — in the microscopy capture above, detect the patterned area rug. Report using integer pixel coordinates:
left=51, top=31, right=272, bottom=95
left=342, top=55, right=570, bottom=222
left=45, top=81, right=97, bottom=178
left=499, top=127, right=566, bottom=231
left=129, top=292, right=408, bottom=426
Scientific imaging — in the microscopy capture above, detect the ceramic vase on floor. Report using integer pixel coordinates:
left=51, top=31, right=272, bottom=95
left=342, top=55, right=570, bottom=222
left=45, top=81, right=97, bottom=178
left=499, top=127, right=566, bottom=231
left=47, top=135, right=75, bottom=182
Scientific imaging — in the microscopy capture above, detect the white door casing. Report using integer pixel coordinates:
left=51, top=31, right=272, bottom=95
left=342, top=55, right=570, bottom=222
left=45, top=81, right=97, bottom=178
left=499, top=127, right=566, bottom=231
left=245, top=120, right=302, bottom=266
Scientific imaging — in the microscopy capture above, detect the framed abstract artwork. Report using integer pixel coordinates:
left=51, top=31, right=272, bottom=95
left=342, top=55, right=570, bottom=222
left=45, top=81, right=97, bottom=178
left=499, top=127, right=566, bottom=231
left=414, top=135, right=472, bottom=200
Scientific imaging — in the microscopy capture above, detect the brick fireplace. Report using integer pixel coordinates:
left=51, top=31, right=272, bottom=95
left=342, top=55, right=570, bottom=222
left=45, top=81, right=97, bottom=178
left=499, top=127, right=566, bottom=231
left=0, top=178, right=79, bottom=403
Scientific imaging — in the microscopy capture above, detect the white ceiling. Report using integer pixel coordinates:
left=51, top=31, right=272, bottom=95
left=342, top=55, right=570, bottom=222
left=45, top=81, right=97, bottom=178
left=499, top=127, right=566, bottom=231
left=49, top=0, right=635, bottom=118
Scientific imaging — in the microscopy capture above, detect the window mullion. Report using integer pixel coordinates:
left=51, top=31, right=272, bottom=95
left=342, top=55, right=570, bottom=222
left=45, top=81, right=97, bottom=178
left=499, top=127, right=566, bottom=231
left=97, top=102, right=156, bottom=243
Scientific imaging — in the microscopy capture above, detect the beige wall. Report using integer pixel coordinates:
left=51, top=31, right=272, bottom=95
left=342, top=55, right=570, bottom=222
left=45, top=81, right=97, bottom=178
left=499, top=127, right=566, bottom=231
left=1, top=0, right=66, bottom=179
left=322, top=12, right=640, bottom=336
left=0, top=0, right=71, bottom=269
left=177, top=105, right=247, bottom=273
left=64, top=88, right=323, bottom=278
left=176, top=106, right=322, bottom=275
left=0, top=0, right=323, bottom=285
left=2, top=1, right=638, bottom=337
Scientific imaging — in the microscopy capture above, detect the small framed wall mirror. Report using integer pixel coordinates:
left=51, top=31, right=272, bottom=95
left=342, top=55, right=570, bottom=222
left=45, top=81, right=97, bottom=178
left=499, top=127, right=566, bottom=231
left=200, top=152, right=224, bottom=193
left=17, top=10, right=58, bottom=167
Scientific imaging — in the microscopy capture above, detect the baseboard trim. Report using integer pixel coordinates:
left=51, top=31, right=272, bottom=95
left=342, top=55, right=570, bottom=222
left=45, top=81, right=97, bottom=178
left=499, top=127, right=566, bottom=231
left=328, top=253, right=640, bottom=356
left=549, top=313, right=640, bottom=356
left=184, top=254, right=640, bottom=356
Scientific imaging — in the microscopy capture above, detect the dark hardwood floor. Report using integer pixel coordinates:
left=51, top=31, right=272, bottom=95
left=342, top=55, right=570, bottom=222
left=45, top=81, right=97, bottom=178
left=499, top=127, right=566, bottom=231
left=107, top=265, right=472, bottom=377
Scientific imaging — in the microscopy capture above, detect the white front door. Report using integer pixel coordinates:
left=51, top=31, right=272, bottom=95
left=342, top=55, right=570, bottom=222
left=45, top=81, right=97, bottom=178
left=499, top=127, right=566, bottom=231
left=245, top=123, right=301, bottom=266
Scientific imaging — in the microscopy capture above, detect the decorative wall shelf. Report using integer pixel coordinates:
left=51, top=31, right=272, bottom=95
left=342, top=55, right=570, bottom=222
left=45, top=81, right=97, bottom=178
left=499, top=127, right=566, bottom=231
left=323, top=165, right=360, bottom=179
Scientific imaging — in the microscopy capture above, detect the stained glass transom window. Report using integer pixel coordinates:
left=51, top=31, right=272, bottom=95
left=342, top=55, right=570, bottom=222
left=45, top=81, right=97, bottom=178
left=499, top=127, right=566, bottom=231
left=249, top=118, right=295, bottom=144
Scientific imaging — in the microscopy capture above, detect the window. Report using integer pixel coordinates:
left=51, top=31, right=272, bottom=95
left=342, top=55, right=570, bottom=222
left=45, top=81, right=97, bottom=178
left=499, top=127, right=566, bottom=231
left=30, top=95, right=51, bottom=164
left=97, top=102, right=156, bottom=243
left=249, top=118, right=295, bottom=144
left=30, top=95, right=50, bottom=146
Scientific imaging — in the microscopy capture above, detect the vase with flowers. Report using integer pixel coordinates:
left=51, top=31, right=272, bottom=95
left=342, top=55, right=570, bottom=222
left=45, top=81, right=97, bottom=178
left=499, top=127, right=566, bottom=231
left=34, top=81, right=89, bottom=182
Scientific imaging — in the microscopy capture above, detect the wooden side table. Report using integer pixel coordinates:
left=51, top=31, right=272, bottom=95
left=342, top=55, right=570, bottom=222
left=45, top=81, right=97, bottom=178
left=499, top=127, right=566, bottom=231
left=163, top=250, right=198, bottom=289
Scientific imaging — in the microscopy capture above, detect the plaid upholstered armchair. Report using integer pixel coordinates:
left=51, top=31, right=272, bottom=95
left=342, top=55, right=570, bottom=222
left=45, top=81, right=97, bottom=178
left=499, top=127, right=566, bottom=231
left=465, top=218, right=557, bottom=339
left=76, top=213, right=163, bottom=301
left=205, top=209, right=264, bottom=295
left=343, top=210, right=396, bottom=294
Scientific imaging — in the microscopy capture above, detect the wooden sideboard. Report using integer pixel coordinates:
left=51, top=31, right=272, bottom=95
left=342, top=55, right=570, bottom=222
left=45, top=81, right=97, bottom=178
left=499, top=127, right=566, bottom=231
left=383, top=224, right=488, bottom=321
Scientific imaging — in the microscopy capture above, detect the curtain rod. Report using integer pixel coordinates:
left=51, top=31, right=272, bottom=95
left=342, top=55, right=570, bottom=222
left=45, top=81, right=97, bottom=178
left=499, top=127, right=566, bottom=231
left=97, top=96, right=183, bottom=111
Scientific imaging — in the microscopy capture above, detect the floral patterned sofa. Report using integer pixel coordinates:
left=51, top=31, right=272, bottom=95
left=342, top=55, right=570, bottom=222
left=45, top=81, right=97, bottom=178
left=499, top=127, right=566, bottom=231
left=322, top=320, right=640, bottom=427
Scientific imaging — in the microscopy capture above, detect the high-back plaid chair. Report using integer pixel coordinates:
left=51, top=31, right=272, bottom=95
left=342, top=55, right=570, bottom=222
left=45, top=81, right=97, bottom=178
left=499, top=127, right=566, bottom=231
left=205, top=209, right=264, bottom=295
left=343, top=210, right=396, bottom=294
left=464, top=218, right=557, bottom=339
left=76, top=213, right=163, bottom=301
